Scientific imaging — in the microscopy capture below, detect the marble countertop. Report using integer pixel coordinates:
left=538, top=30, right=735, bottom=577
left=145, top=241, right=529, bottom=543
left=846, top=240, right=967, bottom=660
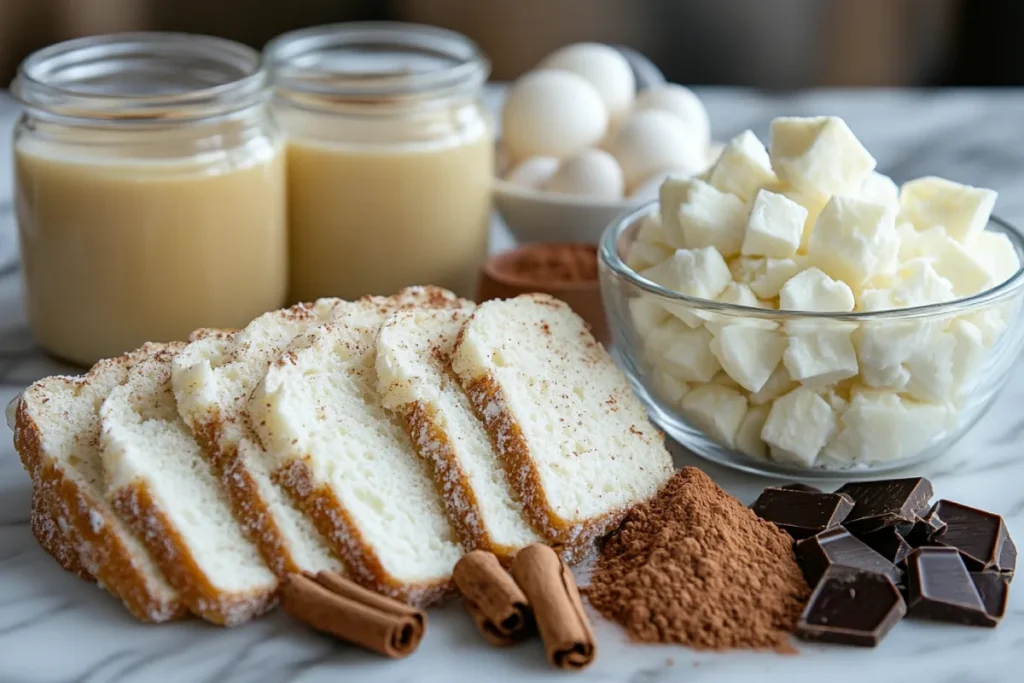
left=2, top=88, right=1024, bottom=682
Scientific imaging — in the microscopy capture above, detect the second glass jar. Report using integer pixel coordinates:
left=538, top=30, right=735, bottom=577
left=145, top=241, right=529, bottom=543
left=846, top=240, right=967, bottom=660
left=265, top=22, right=493, bottom=302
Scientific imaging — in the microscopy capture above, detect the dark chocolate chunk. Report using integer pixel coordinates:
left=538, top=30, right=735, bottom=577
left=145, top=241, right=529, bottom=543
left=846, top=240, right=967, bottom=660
left=751, top=488, right=854, bottom=540
left=836, top=478, right=933, bottom=535
left=904, top=504, right=947, bottom=547
left=999, top=533, right=1016, bottom=581
left=796, top=566, right=906, bottom=647
left=778, top=483, right=822, bottom=493
left=905, top=547, right=996, bottom=627
left=795, top=527, right=903, bottom=586
left=971, top=571, right=1010, bottom=619
left=858, top=526, right=913, bottom=565
left=930, top=500, right=1015, bottom=572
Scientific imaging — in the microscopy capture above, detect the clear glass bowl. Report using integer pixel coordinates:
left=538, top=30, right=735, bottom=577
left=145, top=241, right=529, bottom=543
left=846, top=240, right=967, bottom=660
left=598, top=202, right=1024, bottom=479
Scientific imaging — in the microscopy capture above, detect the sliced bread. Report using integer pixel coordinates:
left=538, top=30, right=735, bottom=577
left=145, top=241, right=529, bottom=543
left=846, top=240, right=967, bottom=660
left=30, top=483, right=94, bottom=581
left=99, top=343, right=278, bottom=626
left=247, top=291, right=467, bottom=605
left=376, top=305, right=544, bottom=560
left=14, top=348, right=185, bottom=622
left=450, top=294, right=675, bottom=549
left=171, top=302, right=346, bottom=578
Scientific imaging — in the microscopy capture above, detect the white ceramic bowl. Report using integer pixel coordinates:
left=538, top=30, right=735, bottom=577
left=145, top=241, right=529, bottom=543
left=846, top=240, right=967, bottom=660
left=493, top=178, right=644, bottom=244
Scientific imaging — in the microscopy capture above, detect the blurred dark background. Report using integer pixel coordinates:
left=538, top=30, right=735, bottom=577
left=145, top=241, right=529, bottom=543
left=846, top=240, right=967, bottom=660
left=1, top=0, right=1021, bottom=87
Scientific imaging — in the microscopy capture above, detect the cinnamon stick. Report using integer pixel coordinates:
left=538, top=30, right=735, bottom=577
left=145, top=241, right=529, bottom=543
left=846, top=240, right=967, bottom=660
left=463, top=599, right=518, bottom=647
left=510, top=544, right=596, bottom=670
left=454, top=550, right=532, bottom=641
left=279, top=571, right=426, bottom=658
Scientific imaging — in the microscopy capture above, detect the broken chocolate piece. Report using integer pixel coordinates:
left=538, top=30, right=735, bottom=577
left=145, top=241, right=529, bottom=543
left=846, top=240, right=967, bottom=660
left=796, top=566, right=906, bottom=647
left=836, top=478, right=933, bottom=535
left=970, top=571, right=1010, bottom=619
left=751, top=488, right=854, bottom=540
left=778, top=483, right=821, bottom=493
left=999, top=534, right=1016, bottom=581
left=905, top=547, right=996, bottom=627
left=858, top=526, right=913, bottom=565
left=795, top=527, right=903, bottom=586
left=905, top=504, right=946, bottom=547
left=930, top=500, right=1015, bottom=572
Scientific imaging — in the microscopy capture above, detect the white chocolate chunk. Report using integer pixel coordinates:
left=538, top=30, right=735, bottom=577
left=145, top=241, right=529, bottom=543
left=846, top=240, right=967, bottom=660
left=931, top=237, right=993, bottom=297
left=644, top=316, right=693, bottom=357
left=659, top=326, right=721, bottom=382
left=971, top=230, right=1020, bottom=285
left=949, top=319, right=985, bottom=396
left=662, top=179, right=748, bottom=257
left=636, top=211, right=677, bottom=249
left=709, top=325, right=787, bottom=393
left=782, top=187, right=829, bottom=251
left=627, top=240, right=673, bottom=271
left=749, top=365, right=797, bottom=405
left=629, top=296, right=671, bottom=340
left=897, top=223, right=948, bottom=263
left=853, top=319, right=937, bottom=390
left=783, top=327, right=859, bottom=388
left=680, top=384, right=748, bottom=448
left=807, top=196, right=899, bottom=288
left=888, top=259, right=955, bottom=306
left=858, top=171, right=900, bottom=215
left=742, top=189, right=807, bottom=258
left=640, top=247, right=733, bottom=300
left=750, top=258, right=804, bottom=299
left=899, top=176, right=997, bottom=245
left=769, top=116, right=876, bottom=196
left=762, top=386, right=836, bottom=467
left=735, top=405, right=770, bottom=459
left=717, top=282, right=762, bottom=308
left=823, top=393, right=949, bottom=465
left=708, top=130, right=778, bottom=202
left=650, top=368, right=689, bottom=406
left=779, top=267, right=855, bottom=312
left=903, top=331, right=956, bottom=402
left=962, top=306, right=1010, bottom=347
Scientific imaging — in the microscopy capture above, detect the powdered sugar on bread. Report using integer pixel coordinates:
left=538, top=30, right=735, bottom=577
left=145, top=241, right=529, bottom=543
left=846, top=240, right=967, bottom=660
left=377, top=305, right=543, bottom=559
left=99, top=343, right=277, bottom=626
left=451, top=294, right=675, bottom=547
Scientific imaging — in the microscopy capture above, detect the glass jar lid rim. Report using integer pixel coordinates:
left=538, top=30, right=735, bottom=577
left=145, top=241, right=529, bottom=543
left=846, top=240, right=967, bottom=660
left=12, top=32, right=267, bottom=121
left=264, top=22, right=489, bottom=100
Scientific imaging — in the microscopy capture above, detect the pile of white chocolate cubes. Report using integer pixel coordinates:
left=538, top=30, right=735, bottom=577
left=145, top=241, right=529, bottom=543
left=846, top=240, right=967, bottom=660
left=500, top=43, right=718, bottom=199
left=628, top=115, right=1020, bottom=469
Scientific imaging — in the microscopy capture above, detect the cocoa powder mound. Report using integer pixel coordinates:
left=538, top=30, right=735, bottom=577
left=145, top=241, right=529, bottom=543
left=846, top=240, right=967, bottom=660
left=585, top=468, right=809, bottom=651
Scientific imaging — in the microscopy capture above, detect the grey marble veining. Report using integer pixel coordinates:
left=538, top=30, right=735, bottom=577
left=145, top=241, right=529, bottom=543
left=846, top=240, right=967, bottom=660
left=2, top=88, right=1024, bottom=682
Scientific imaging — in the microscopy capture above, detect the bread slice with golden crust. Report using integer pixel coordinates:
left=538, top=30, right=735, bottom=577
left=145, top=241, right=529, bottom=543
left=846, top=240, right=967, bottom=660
left=30, top=482, right=94, bottom=581
left=450, top=294, right=675, bottom=552
left=171, top=287, right=460, bottom=581
left=247, top=288, right=467, bottom=605
left=100, top=343, right=278, bottom=626
left=14, top=346, right=185, bottom=623
left=376, top=304, right=544, bottom=561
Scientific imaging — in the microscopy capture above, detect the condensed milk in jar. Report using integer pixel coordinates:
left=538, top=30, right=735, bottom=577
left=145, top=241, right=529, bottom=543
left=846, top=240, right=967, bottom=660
left=265, top=23, right=493, bottom=301
left=12, top=33, right=287, bottom=366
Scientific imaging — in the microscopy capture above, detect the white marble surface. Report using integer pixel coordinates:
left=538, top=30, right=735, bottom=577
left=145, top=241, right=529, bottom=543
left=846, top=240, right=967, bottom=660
left=2, top=89, right=1024, bottom=682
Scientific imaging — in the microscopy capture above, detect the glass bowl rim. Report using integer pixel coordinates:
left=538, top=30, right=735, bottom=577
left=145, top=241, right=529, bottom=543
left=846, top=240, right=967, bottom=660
left=599, top=200, right=1024, bottom=321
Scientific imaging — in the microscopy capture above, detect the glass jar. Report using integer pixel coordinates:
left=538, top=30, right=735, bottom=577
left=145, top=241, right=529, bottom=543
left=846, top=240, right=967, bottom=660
left=265, top=22, right=492, bottom=302
left=12, top=33, right=287, bottom=367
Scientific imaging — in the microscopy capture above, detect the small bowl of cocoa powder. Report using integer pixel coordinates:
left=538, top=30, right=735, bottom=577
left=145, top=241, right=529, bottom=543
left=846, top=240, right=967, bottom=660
left=478, top=242, right=608, bottom=344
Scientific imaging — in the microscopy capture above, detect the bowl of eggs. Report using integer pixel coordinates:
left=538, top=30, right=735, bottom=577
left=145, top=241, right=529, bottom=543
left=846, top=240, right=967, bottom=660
left=494, top=43, right=721, bottom=244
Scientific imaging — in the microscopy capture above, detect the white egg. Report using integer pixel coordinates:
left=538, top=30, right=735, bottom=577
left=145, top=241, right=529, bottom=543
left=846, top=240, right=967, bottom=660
left=634, top=84, right=711, bottom=154
left=629, top=167, right=701, bottom=200
left=543, top=149, right=624, bottom=199
left=504, top=156, right=560, bottom=190
left=539, top=43, right=636, bottom=120
left=501, top=69, right=608, bottom=162
left=604, top=109, right=706, bottom=192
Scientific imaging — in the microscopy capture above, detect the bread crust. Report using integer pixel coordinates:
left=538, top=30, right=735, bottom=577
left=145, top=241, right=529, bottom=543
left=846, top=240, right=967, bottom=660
left=276, top=458, right=453, bottom=608
left=16, top=399, right=186, bottom=623
left=461, top=373, right=623, bottom=557
left=112, top=481, right=277, bottom=626
left=31, top=480, right=94, bottom=581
